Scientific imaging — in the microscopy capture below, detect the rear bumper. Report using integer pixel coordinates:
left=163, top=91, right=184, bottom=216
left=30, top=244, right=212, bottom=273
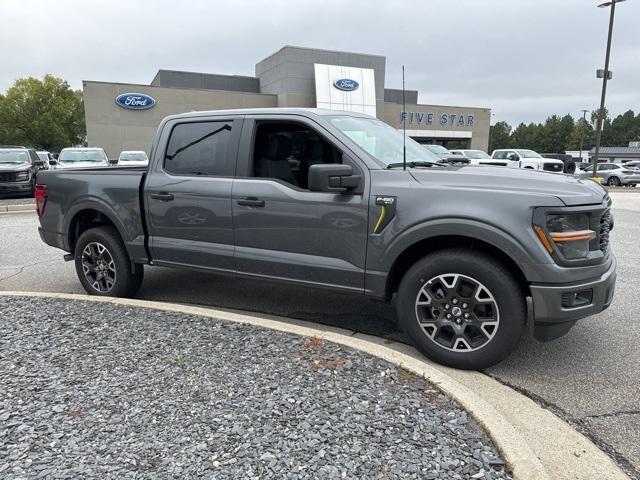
left=530, top=255, right=616, bottom=341
left=620, top=176, right=640, bottom=185
left=38, top=227, right=69, bottom=252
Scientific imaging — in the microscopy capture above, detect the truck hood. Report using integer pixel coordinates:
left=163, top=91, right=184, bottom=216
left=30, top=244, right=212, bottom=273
left=55, top=161, right=108, bottom=169
left=0, top=162, right=30, bottom=172
left=409, top=165, right=606, bottom=206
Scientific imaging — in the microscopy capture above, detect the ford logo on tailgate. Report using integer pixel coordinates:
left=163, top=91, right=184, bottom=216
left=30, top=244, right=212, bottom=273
left=333, top=79, right=359, bottom=91
left=115, top=93, right=156, bottom=110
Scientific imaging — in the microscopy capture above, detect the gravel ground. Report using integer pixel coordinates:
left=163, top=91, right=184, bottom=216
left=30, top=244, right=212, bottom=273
left=0, top=297, right=511, bottom=480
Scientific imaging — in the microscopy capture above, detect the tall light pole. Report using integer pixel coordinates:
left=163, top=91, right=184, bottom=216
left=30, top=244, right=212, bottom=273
left=487, top=112, right=495, bottom=153
left=579, top=109, right=589, bottom=162
left=592, top=0, right=626, bottom=178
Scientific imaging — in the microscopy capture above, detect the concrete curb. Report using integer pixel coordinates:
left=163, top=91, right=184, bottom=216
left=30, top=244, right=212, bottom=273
left=0, top=291, right=630, bottom=480
left=0, top=204, right=35, bottom=213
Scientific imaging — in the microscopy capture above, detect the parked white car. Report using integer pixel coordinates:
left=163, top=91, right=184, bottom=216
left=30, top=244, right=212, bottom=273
left=53, top=148, right=109, bottom=169
left=118, top=150, right=149, bottom=166
left=450, top=149, right=508, bottom=166
left=491, top=149, right=564, bottom=172
left=36, top=151, right=53, bottom=170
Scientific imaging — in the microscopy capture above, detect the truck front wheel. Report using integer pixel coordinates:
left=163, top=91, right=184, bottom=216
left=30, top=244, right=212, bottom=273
left=74, top=226, right=144, bottom=298
left=396, top=249, right=526, bottom=370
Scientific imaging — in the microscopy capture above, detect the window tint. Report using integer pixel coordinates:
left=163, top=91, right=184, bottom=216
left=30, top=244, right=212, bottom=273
left=165, top=121, right=232, bottom=176
left=494, top=151, right=506, bottom=159
left=252, top=122, right=342, bottom=189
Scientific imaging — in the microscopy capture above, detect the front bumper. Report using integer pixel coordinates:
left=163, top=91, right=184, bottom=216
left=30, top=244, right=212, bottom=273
left=0, top=180, right=32, bottom=194
left=530, top=255, right=616, bottom=341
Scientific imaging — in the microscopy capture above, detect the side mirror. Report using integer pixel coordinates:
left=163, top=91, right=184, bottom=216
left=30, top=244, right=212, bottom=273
left=507, top=153, right=518, bottom=161
left=308, top=164, right=360, bottom=193
left=49, top=159, right=58, bottom=166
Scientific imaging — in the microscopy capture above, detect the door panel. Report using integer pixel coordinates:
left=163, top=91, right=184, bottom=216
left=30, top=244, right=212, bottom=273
left=146, top=174, right=235, bottom=271
left=232, top=178, right=369, bottom=291
left=145, top=117, right=241, bottom=271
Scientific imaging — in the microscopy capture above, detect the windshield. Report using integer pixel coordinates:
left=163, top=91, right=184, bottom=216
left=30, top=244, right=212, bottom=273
left=328, top=116, right=441, bottom=165
left=59, top=149, right=107, bottom=162
left=119, top=152, right=147, bottom=161
left=0, top=149, right=30, bottom=164
left=37, top=152, right=49, bottom=161
left=464, top=150, right=491, bottom=159
left=516, top=149, right=542, bottom=158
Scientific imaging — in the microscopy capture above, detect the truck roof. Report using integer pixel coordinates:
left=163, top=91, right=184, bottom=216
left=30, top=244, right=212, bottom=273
left=164, top=108, right=374, bottom=122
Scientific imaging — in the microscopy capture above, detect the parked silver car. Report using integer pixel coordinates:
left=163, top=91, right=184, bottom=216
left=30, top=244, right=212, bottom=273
left=578, top=163, right=640, bottom=186
left=422, top=144, right=468, bottom=163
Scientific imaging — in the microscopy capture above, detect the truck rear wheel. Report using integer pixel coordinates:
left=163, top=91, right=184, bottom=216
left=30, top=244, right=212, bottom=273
left=396, top=249, right=526, bottom=370
left=74, top=226, right=144, bottom=298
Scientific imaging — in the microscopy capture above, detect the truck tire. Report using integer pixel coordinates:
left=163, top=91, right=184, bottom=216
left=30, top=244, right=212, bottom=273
left=74, top=226, right=144, bottom=298
left=396, top=249, right=526, bottom=370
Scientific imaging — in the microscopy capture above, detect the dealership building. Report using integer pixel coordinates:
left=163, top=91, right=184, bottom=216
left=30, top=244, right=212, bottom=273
left=83, top=46, right=491, bottom=159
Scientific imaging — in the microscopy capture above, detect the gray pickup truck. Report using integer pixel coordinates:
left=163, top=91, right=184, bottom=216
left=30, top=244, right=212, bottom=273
left=36, top=108, right=616, bottom=369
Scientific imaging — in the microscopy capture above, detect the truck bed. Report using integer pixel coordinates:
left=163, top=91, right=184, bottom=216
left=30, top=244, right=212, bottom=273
left=37, top=167, right=149, bottom=263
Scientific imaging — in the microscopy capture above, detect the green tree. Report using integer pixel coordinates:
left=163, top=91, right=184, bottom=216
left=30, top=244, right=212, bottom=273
left=607, top=110, right=639, bottom=146
left=489, top=121, right=511, bottom=152
left=509, top=122, right=546, bottom=150
left=567, top=117, right=595, bottom=151
left=0, top=75, right=85, bottom=151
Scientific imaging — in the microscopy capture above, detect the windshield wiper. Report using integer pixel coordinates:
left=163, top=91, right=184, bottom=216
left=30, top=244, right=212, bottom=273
left=386, top=161, right=442, bottom=169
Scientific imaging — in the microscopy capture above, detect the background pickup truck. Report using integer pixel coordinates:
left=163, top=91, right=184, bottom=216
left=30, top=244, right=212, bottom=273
left=36, top=108, right=616, bottom=369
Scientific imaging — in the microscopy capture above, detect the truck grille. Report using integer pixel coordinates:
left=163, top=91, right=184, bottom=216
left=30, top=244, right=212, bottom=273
left=543, top=162, right=563, bottom=172
left=599, top=209, right=612, bottom=254
left=0, top=172, right=19, bottom=182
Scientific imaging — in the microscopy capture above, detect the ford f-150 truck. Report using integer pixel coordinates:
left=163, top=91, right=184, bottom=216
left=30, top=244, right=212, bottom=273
left=35, top=108, right=616, bottom=369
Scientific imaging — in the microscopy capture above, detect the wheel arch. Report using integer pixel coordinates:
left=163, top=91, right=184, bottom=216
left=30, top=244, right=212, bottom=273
left=385, top=235, right=531, bottom=301
left=66, top=202, right=128, bottom=254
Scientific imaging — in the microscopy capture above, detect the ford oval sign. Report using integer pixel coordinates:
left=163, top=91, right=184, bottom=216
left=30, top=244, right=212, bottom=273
left=115, top=93, right=156, bottom=110
left=333, top=79, right=359, bottom=91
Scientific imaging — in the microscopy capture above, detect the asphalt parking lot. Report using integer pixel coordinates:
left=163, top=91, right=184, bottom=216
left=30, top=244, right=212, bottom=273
left=0, top=192, right=638, bottom=478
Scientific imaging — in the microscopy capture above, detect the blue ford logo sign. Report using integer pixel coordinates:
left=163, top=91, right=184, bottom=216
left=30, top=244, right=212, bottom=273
left=115, top=93, right=156, bottom=110
left=333, top=79, right=359, bottom=91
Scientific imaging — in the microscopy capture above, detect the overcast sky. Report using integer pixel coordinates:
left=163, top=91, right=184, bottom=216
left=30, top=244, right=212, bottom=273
left=1, top=0, right=638, bottom=125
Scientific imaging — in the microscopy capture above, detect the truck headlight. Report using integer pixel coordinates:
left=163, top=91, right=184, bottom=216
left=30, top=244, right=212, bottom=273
left=534, top=213, right=595, bottom=260
left=15, top=171, right=29, bottom=181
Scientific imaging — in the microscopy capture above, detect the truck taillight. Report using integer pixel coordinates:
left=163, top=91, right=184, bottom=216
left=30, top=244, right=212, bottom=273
left=35, top=184, right=47, bottom=217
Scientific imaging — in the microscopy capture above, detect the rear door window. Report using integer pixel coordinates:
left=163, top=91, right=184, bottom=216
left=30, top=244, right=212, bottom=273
left=164, top=121, right=233, bottom=176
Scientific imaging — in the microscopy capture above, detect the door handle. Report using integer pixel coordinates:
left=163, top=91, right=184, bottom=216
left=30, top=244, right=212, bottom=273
left=150, top=192, right=174, bottom=201
left=237, top=197, right=265, bottom=207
